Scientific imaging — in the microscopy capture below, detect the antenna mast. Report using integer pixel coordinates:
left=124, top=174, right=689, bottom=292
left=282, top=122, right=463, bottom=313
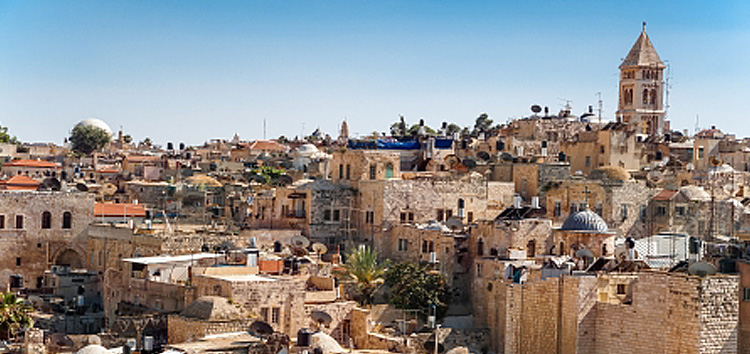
left=596, top=92, right=603, bottom=123
left=263, top=118, right=267, bottom=140
left=695, top=114, right=699, bottom=135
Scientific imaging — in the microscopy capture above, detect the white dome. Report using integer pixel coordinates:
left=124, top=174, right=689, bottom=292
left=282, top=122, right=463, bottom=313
left=76, top=119, right=113, bottom=136
left=75, top=344, right=110, bottom=354
left=296, top=144, right=319, bottom=157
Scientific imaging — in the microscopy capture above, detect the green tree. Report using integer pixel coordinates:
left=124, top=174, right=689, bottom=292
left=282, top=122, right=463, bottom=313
left=472, top=113, right=493, bottom=136
left=385, top=262, right=450, bottom=318
left=407, top=124, right=436, bottom=136
left=0, top=293, right=33, bottom=340
left=340, top=247, right=386, bottom=306
left=445, top=123, right=462, bottom=136
left=0, top=126, right=18, bottom=144
left=69, top=125, right=110, bottom=155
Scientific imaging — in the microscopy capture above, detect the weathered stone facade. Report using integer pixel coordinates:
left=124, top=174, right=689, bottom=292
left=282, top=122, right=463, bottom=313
left=0, top=191, right=94, bottom=290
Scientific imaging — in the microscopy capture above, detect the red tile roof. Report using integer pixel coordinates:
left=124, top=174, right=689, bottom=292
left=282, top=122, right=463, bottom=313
left=0, top=175, right=40, bottom=190
left=653, top=189, right=678, bottom=201
left=94, top=203, right=147, bottom=217
left=3, top=159, right=60, bottom=168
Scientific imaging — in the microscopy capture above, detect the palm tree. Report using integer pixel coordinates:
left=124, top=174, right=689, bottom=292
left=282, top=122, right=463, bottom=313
left=340, top=246, right=386, bottom=306
left=0, top=293, right=33, bottom=340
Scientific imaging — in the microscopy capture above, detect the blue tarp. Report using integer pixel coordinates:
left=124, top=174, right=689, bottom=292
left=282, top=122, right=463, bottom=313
left=349, top=139, right=421, bottom=150
left=434, top=139, right=454, bottom=149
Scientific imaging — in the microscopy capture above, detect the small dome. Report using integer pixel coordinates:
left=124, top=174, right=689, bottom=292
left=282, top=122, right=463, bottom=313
left=296, top=144, right=319, bottom=157
left=561, top=208, right=608, bottom=232
left=75, top=119, right=113, bottom=136
left=75, top=344, right=109, bottom=354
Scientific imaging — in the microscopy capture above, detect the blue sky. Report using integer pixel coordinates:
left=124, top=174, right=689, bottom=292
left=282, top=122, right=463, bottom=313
left=1, top=1, right=749, bottom=145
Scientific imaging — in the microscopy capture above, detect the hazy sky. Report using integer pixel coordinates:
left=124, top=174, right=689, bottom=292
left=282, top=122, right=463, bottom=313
left=1, top=1, right=749, bottom=145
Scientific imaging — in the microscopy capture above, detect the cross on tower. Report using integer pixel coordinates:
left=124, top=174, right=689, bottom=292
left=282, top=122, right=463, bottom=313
left=581, top=186, right=592, bottom=210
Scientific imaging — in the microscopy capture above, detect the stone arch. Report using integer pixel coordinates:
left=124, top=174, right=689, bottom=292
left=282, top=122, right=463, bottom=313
left=54, top=248, right=83, bottom=269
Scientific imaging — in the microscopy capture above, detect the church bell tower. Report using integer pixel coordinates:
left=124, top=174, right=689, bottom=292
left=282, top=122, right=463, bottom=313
left=617, top=23, right=667, bottom=137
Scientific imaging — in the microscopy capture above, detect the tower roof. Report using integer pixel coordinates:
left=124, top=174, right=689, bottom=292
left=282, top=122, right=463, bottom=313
left=620, top=23, right=665, bottom=68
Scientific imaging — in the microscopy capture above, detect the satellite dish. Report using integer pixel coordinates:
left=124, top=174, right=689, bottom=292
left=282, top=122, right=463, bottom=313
left=500, top=153, right=514, bottom=161
left=312, top=243, right=328, bottom=255
left=101, top=183, right=118, bottom=196
left=250, top=321, right=274, bottom=338
left=311, top=311, right=333, bottom=326
left=531, top=105, right=542, bottom=113
left=445, top=216, right=464, bottom=230
left=462, top=158, right=477, bottom=169
left=709, top=156, right=722, bottom=167
left=42, top=177, right=61, bottom=191
left=687, top=262, right=717, bottom=276
left=75, top=183, right=89, bottom=192
left=476, top=151, right=491, bottom=161
left=291, top=236, right=311, bottom=249
left=443, top=155, right=460, bottom=168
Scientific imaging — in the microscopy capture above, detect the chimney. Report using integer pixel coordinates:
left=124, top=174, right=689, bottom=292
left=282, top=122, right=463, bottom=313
left=531, top=196, right=539, bottom=209
left=513, top=195, right=522, bottom=208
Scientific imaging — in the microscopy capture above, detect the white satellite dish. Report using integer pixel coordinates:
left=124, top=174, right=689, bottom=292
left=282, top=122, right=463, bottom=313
left=312, top=243, right=328, bottom=255
left=290, top=236, right=310, bottom=248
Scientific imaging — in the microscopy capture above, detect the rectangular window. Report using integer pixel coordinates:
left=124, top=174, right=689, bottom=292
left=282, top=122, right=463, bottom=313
left=338, top=164, right=344, bottom=179
left=323, top=210, right=331, bottom=221
left=585, top=156, right=591, bottom=167
left=260, top=308, right=269, bottom=322
left=467, top=211, right=474, bottom=223
left=675, top=206, right=685, bottom=216
left=422, top=240, right=428, bottom=253
left=570, top=203, right=578, bottom=214
left=15, top=257, right=20, bottom=266
left=15, top=215, right=23, bottom=229
left=621, top=204, right=628, bottom=220
left=369, top=165, right=376, bottom=180
left=365, top=211, right=374, bottom=224
left=554, top=202, right=561, bottom=217
left=476, top=263, right=483, bottom=278
left=0, top=215, right=4, bottom=229
left=346, top=164, right=351, bottom=180
left=445, top=209, right=453, bottom=219
left=616, top=284, right=626, bottom=295
left=398, top=239, right=408, bottom=252
left=743, top=288, right=750, bottom=301
left=271, top=307, right=280, bottom=324
left=333, top=210, right=340, bottom=222
left=400, top=212, right=407, bottom=223
left=656, top=206, right=667, bottom=216
left=408, top=212, right=414, bottom=222
left=436, top=209, right=444, bottom=222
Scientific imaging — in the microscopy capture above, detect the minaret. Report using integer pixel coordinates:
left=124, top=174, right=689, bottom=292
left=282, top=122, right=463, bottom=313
left=616, top=22, right=667, bottom=137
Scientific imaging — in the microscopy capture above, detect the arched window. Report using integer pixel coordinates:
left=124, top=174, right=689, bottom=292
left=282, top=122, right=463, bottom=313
left=385, top=163, right=394, bottom=179
left=527, top=240, right=536, bottom=258
left=650, top=89, right=657, bottom=104
left=477, top=238, right=484, bottom=256
left=602, top=244, right=609, bottom=256
left=41, top=211, right=51, bottom=229
left=642, top=89, right=649, bottom=104
left=62, top=212, right=72, bottom=229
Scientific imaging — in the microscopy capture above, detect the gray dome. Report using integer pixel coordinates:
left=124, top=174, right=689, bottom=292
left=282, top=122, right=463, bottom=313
left=561, top=209, right=608, bottom=232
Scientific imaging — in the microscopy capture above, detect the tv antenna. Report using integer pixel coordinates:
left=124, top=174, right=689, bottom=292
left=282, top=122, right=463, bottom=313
left=596, top=92, right=603, bottom=123
left=664, top=61, right=672, bottom=119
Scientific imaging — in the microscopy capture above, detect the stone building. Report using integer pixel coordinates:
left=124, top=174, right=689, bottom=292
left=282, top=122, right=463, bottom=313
left=554, top=206, right=616, bottom=258
left=543, top=175, right=653, bottom=237
left=0, top=191, right=94, bottom=290
left=473, top=269, right=738, bottom=354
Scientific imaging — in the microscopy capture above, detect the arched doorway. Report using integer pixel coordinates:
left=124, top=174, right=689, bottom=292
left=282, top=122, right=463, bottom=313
left=55, top=249, right=83, bottom=269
